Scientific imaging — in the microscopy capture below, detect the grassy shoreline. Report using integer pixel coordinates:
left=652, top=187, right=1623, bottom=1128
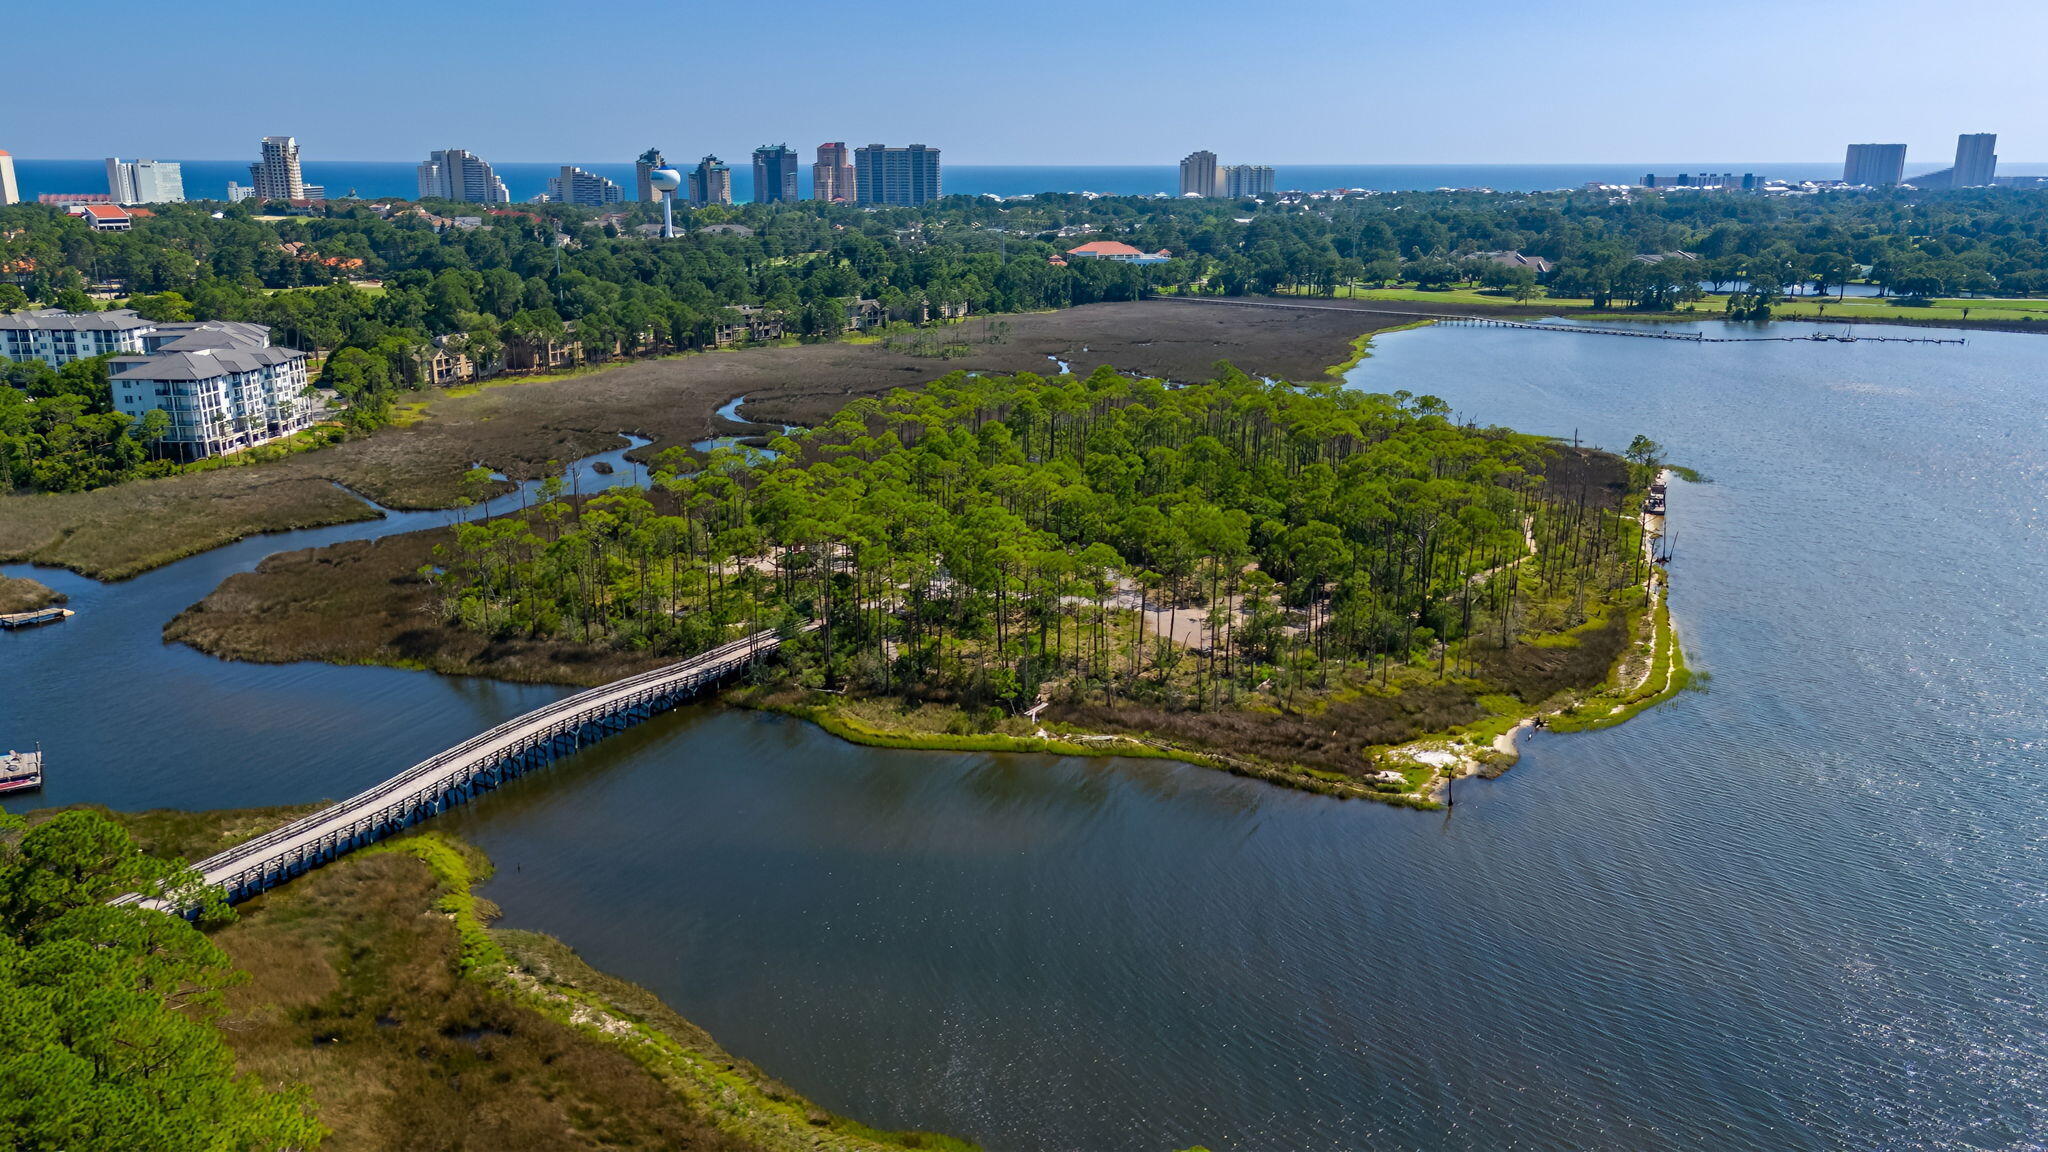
left=1321, top=318, right=1439, bottom=377
left=0, top=573, right=66, bottom=614
left=1273, top=284, right=2048, bottom=334
left=370, top=832, right=975, bottom=1152
left=730, top=584, right=1684, bottom=815
left=77, top=804, right=978, bottom=1152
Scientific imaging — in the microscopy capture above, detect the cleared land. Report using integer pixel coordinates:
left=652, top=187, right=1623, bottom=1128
left=1, top=300, right=1409, bottom=580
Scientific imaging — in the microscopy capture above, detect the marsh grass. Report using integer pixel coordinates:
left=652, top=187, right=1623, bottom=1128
left=149, top=817, right=985, bottom=1152
left=0, top=574, right=64, bottom=614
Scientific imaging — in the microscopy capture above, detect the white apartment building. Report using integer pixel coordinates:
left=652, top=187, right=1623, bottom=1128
left=0, top=308, right=157, bottom=366
left=0, top=150, right=19, bottom=206
left=250, top=135, right=304, bottom=201
left=0, top=309, right=318, bottom=461
left=417, top=148, right=511, bottom=204
left=105, top=158, right=186, bottom=204
left=109, top=321, right=318, bottom=461
left=1223, top=164, right=1276, bottom=198
left=545, top=166, right=622, bottom=206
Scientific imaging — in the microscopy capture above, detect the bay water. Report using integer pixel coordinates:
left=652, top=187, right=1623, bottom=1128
left=5, top=321, right=2043, bottom=1150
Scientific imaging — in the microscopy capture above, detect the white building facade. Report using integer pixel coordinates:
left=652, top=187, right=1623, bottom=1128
left=545, top=166, right=623, bottom=206
left=0, top=309, right=318, bottom=461
left=0, top=308, right=156, bottom=366
left=105, top=158, right=186, bottom=204
left=417, top=149, right=511, bottom=204
left=1222, top=164, right=1276, bottom=198
left=110, top=321, right=318, bottom=461
left=250, top=135, right=305, bottom=201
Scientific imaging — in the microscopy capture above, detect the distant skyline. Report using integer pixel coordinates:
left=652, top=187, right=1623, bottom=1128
left=5, top=0, right=2044, bottom=165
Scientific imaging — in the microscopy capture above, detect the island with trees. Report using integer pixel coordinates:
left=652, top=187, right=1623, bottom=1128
left=172, top=366, right=1686, bottom=803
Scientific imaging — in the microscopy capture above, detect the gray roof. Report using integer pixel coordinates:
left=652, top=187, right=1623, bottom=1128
left=148, top=320, right=275, bottom=353
left=0, top=307, right=156, bottom=333
left=111, top=345, right=304, bottom=382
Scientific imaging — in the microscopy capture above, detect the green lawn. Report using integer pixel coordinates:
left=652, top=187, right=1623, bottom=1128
left=1762, top=294, right=2048, bottom=323
left=1278, top=284, right=1598, bottom=308
left=1280, top=281, right=2048, bottom=325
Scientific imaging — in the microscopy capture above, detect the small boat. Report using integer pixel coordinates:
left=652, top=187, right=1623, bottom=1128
left=0, top=747, right=42, bottom=795
left=0, top=606, right=73, bottom=630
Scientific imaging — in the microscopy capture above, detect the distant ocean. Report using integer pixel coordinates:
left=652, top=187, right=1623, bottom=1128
left=15, top=159, right=2048, bottom=203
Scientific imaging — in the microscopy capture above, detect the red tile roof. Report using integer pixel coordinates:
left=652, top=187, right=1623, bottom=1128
left=82, top=204, right=130, bottom=220
left=1067, top=240, right=1146, bottom=257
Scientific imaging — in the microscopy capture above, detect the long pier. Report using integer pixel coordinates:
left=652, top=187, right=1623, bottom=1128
left=1152, top=295, right=1966, bottom=345
left=149, top=624, right=812, bottom=911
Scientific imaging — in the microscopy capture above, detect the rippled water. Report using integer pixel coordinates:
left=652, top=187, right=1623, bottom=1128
left=1, top=440, right=650, bottom=809
left=446, top=321, right=2047, bottom=1151
left=7, top=326, right=2044, bottom=1150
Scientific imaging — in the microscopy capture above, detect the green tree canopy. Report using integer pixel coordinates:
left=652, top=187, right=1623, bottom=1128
left=0, top=810, right=322, bottom=1151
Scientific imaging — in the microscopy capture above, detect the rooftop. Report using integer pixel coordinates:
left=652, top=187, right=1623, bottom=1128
left=110, top=344, right=303, bottom=382
left=1067, top=240, right=1147, bottom=257
left=1, top=307, right=156, bottom=333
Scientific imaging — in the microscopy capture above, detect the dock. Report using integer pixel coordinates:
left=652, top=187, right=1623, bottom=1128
left=0, top=606, right=73, bottom=629
left=0, top=748, right=43, bottom=796
left=1436, top=315, right=1966, bottom=345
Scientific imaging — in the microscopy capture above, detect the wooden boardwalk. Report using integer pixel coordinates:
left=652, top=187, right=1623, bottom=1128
left=148, top=624, right=813, bottom=911
left=1153, top=295, right=1966, bottom=345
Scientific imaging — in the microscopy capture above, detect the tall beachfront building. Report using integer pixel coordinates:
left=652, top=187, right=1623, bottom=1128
left=249, top=135, right=304, bottom=201
left=105, top=158, right=186, bottom=204
left=546, top=165, right=623, bottom=206
left=1953, top=133, right=1998, bottom=187
left=812, top=143, right=854, bottom=202
left=854, top=144, right=941, bottom=206
left=416, top=149, right=510, bottom=203
left=752, top=144, right=799, bottom=203
left=1179, top=150, right=1219, bottom=197
left=636, top=148, right=665, bottom=202
left=0, top=151, right=19, bottom=205
left=1842, top=144, right=1907, bottom=186
left=1222, top=164, right=1276, bottom=198
left=688, top=156, right=733, bottom=206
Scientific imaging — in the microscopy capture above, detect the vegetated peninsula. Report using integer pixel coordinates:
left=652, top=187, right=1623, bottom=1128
left=172, top=365, right=1684, bottom=803
left=2, top=804, right=976, bottom=1152
left=0, top=573, right=64, bottom=614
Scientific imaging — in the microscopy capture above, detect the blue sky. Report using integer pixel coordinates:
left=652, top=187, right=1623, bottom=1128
left=7, top=0, right=2043, bottom=164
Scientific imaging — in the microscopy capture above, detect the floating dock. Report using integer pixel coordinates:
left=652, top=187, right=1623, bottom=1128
left=0, top=748, right=42, bottom=796
left=0, top=606, right=73, bottom=629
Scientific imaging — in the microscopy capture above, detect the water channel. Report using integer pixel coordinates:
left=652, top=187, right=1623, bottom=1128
left=6, top=323, right=2043, bottom=1150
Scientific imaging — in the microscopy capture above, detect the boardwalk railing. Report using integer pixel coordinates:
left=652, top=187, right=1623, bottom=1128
left=151, top=623, right=812, bottom=911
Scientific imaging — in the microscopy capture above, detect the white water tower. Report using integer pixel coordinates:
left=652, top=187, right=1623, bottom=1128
left=649, top=168, right=682, bottom=238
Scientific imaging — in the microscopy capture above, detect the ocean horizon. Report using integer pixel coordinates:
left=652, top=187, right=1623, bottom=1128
left=18, top=159, right=2048, bottom=204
